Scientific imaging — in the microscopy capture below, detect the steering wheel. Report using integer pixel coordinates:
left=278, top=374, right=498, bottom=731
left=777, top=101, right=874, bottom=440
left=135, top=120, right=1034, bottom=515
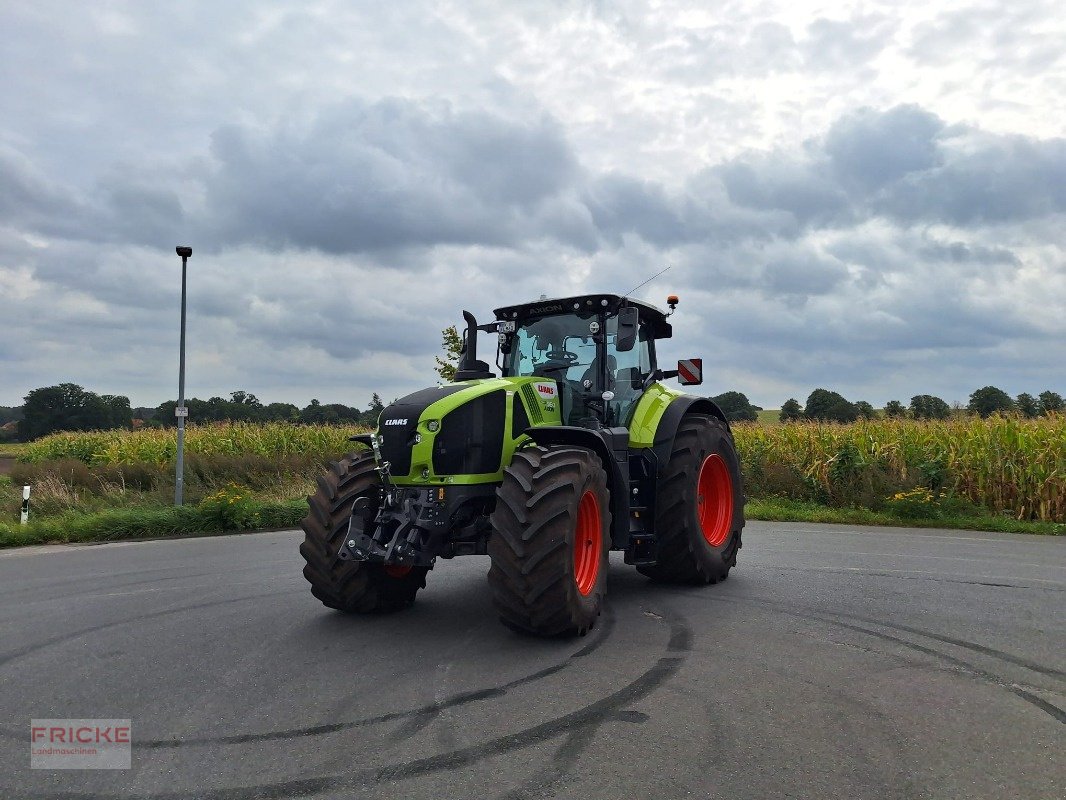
left=545, top=350, right=579, bottom=364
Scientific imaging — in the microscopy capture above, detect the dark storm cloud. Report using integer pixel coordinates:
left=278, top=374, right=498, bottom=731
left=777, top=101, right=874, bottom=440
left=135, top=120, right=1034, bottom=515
left=877, top=134, right=1066, bottom=225
left=199, top=98, right=581, bottom=254
left=823, top=105, right=945, bottom=192
left=694, top=105, right=1066, bottom=233
left=762, top=254, right=849, bottom=300
left=0, top=146, right=98, bottom=241
left=715, top=155, right=850, bottom=227
left=1, top=87, right=1063, bottom=408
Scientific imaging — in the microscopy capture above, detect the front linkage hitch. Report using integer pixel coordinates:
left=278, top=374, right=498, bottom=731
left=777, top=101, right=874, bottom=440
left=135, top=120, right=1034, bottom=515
left=338, top=461, right=449, bottom=568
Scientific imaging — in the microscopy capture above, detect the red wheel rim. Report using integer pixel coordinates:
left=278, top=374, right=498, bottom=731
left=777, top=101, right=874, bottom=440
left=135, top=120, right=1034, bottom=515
left=383, top=565, right=413, bottom=578
left=697, top=454, right=734, bottom=547
left=573, top=490, right=602, bottom=596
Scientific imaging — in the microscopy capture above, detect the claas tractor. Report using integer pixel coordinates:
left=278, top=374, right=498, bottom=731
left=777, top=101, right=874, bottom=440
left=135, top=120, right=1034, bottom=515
left=300, top=293, right=744, bottom=636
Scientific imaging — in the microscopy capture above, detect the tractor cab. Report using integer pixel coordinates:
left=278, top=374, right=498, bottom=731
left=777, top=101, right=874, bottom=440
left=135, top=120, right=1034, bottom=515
left=491, top=294, right=674, bottom=427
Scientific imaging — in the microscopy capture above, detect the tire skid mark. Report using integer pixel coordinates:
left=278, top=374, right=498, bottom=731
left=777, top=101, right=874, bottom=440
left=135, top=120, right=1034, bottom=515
left=500, top=720, right=603, bottom=800
left=0, top=568, right=226, bottom=601
left=136, top=606, right=617, bottom=748
left=496, top=606, right=684, bottom=800
left=18, top=657, right=685, bottom=800
left=688, top=589, right=1065, bottom=682
left=14, top=603, right=689, bottom=800
left=670, top=589, right=1066, bottom=725
left=0, top=588, right=299, bottom=670
left=821, top=618, right=1066, bottom=725
left=844, top=614, right=1066, bottom=680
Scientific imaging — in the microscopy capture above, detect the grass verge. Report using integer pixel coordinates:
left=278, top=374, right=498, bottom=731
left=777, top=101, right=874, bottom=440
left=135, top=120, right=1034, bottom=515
left=2, top=494, right=1060, bottom=550
left=0, top=499, right=306, bottom=548
left=746, top=497, right=1065, bottom=535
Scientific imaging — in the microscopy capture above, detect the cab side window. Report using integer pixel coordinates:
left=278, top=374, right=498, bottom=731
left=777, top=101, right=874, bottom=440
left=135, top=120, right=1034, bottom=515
left=606, top=317, right=652, bottom=425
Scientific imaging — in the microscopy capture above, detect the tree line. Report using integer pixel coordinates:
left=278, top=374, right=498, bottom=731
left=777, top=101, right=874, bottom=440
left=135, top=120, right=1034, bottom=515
left=774, top=386, right=1064, bottom=424
left=9, top=384, right=386, bottom=441
left=6, top=381, right=1063, bottom=442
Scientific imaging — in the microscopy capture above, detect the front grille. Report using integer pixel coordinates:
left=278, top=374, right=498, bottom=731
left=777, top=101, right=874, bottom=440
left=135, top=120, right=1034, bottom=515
left=520, top=384, right=544, bottom=424
left=432, top=391, right=507, bottom=475
left=377, top=413, right=418, bottom=477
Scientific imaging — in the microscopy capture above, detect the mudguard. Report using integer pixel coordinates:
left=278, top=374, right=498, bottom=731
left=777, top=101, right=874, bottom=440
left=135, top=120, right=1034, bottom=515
left=651, top=396, right=730, bottom=474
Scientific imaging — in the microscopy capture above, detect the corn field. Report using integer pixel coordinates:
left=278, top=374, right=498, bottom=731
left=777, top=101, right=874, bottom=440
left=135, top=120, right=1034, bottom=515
left=734, top=415, right=1065, bottom=522
left=20, top=422, right=369, bottom=466
left=18, top=416, right=1065, bottom=522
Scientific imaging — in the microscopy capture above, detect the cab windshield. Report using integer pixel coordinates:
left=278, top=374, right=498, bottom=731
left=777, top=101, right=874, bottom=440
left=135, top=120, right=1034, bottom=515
left=503, top=312, right=602, bottom=388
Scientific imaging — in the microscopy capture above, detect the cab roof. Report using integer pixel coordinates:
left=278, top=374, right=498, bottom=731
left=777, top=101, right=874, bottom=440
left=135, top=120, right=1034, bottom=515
left=493, top=294, right=672, bottom=339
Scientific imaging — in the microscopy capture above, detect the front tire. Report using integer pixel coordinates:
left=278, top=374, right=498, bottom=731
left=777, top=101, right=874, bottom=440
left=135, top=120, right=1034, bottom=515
left=488, top=447, right=610, bottom=636
left=637, top=415, right=744, bottom=584
left=300, top=452, right=428, bottom=612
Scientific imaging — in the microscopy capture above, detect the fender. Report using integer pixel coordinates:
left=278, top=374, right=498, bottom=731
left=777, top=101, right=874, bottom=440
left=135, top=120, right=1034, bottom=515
left=523, top=425, right=631, bottom=548
left=651, top=396, right=730, bottom=474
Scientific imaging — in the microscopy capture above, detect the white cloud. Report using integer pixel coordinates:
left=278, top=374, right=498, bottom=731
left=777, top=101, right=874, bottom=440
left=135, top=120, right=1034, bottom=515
left=0, top=0, right=1063, bottom=409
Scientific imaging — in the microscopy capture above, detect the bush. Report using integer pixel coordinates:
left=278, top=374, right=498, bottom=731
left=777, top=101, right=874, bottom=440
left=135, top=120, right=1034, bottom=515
left=198, top=483, right=260, bottom=530
left=885, top=488, right=937, bottom=520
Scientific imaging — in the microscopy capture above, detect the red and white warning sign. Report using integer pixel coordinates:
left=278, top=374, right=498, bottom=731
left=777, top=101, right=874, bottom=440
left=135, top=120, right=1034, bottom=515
left=677, top=359, right=703, bottom=385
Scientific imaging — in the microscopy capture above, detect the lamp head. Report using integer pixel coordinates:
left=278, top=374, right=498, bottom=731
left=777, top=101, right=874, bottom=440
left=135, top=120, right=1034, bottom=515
left=175, top=246, right=192, bottom=258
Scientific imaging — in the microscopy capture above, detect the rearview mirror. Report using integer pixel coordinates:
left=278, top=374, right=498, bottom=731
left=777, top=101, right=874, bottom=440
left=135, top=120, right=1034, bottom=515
left=677, top=358, right=703, bottom=386
left=616, top=307, right=638, bottom=352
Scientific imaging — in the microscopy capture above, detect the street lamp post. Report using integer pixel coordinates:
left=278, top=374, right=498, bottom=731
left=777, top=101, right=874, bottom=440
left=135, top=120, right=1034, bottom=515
left=174, top=246, right=192, bottom=505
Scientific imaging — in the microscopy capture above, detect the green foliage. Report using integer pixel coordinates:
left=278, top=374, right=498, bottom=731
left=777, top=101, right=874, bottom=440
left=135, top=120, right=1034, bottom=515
left=909, top=394, right=951, bottom=420
left=712, top=391, right=759, bottom=422
left=198, top=483, right=260, bottom=530
left=152, top=392, right=377, bottom=427
left=884, top=487, right=937, bottom=519
left=854, top=401, right=877, bottom=420
left=0, top=406, right=23, bottom=425
left=779, top=398, right=803, bottom=422
left=1015, top=393, right=1038, bottom=418
left=745, top=498, right=1062, bottom=535
left=803, top=389, right=859, bottom=423
left=968, top=385, right=1014, bottom=417
left=735, top=416, right=1066, bottom=522
left=1039, top=391, right=1064, bottom=415
left=435, top=325, right=463, bottom=381
left=19, top=384, right=131, bottom=440
left=20, top=422, right=363, bottom=466
left=0, top=499, right=307, bottom=548
left=883, top=400, right=907, bottom=418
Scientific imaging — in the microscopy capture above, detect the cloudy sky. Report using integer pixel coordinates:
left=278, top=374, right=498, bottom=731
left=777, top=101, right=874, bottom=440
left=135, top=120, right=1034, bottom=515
left=2, top=0, right=1063, bottom=410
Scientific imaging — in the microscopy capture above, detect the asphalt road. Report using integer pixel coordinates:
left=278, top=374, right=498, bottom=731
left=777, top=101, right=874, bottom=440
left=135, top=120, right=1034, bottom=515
left=1, top=522, right=1063, bottom=800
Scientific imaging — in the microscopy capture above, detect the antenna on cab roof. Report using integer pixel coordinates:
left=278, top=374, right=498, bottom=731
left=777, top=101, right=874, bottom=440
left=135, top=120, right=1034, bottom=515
left=621, top=265, right=672, bottom=302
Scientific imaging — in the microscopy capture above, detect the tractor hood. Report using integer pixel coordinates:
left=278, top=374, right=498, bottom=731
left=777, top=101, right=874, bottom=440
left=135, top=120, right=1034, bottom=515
left=375, top=378, right=561, bottom=485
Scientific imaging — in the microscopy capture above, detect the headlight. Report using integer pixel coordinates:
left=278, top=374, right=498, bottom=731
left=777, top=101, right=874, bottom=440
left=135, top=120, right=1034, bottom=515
left=426, top=420, right=440, bottom=432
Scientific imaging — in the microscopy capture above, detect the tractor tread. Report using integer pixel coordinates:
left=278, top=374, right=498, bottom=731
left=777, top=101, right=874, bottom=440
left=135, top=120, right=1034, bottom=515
left=487, top=447, right=610, bottom=636
left=637, top=415, right=745, bottom=584
left=300, top=452, right=428, bottom=613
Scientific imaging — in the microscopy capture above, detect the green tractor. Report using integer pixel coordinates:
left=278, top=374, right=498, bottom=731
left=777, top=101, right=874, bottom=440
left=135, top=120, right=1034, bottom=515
left=300, top=293, right=744, bottom=636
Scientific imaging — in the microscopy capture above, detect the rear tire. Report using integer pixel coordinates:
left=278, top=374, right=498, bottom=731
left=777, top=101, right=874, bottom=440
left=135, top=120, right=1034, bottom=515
left=488, top=447, right=610, bottom=636
left=300, top=452, right=428, bottom=612
left=637, top=415, right=744, bottom=584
